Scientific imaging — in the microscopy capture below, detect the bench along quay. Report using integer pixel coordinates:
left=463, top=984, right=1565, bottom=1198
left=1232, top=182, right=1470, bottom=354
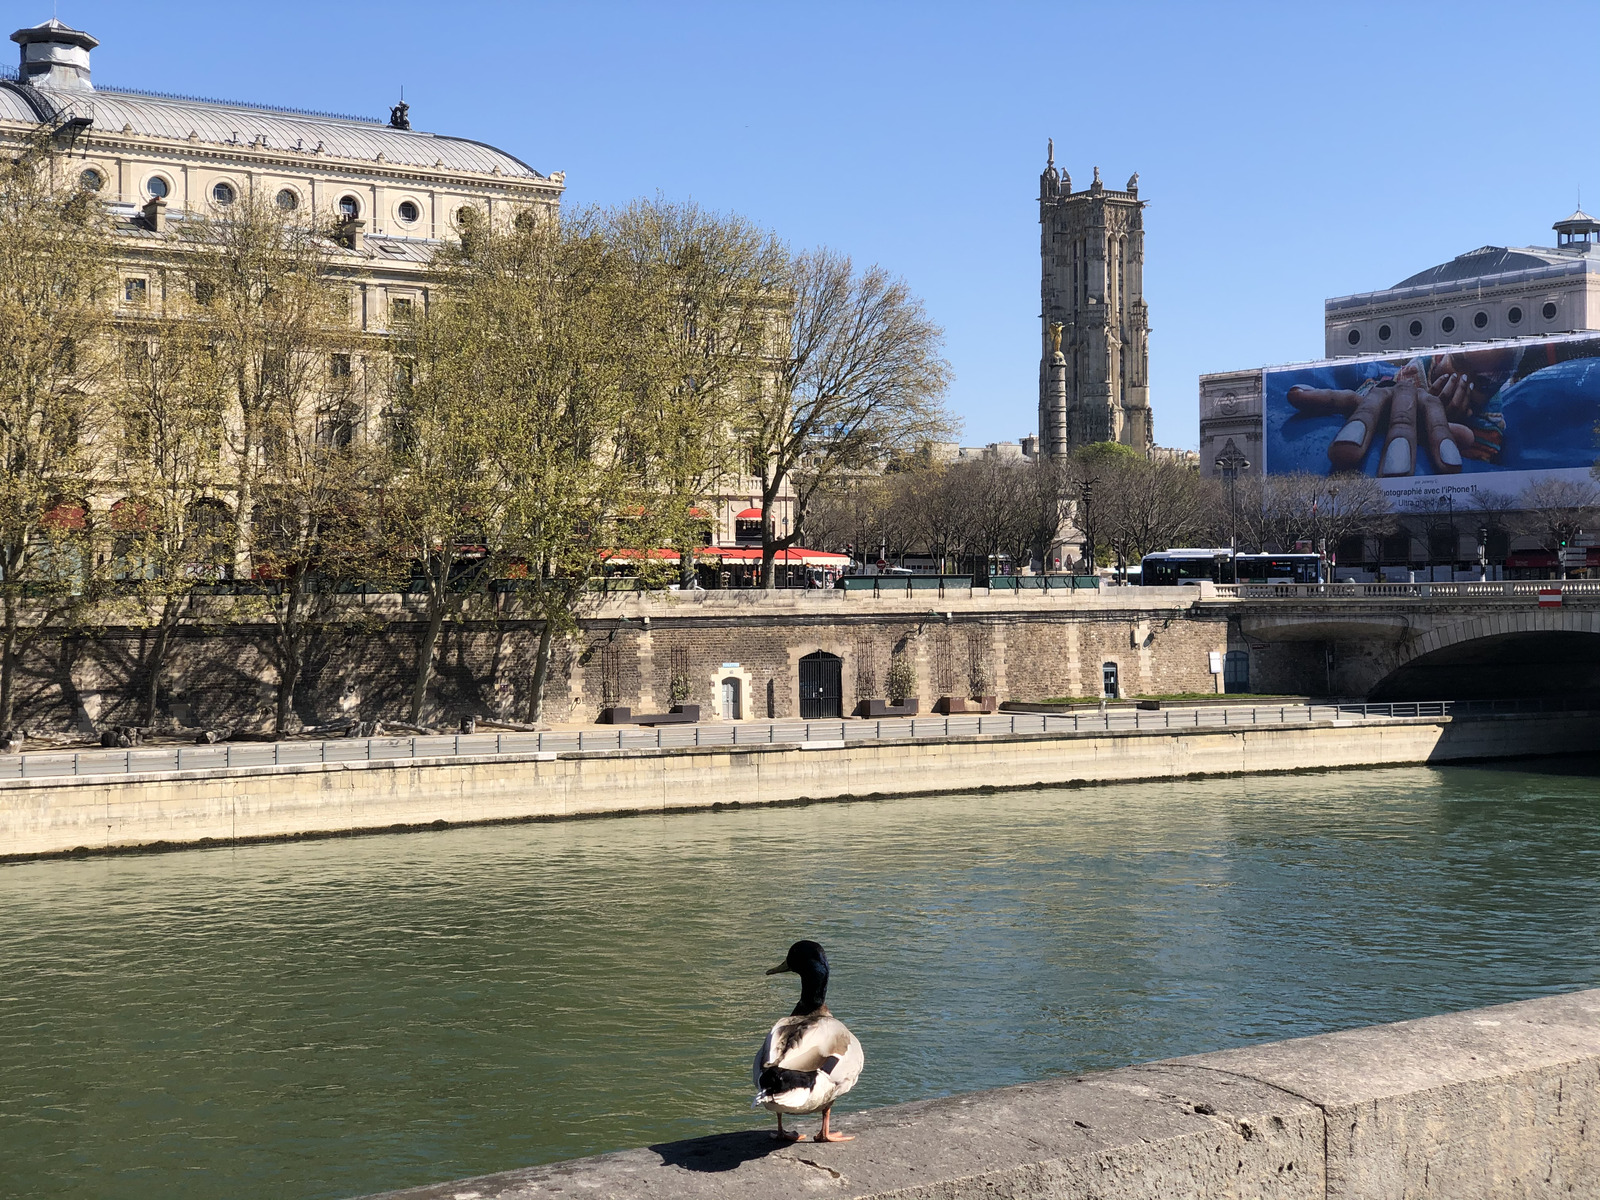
left=2, top=698, right=1595, bottom=860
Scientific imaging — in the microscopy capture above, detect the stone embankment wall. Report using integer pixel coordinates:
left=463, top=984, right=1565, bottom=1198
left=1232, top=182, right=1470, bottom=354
left=356, top=987, right=1600, bottom=1200
left=11, top=590, right=1231, bottom=733
left=2, top=711, right=1591, bottom=860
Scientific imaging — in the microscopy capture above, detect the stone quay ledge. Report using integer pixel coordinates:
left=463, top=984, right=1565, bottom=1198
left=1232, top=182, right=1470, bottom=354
left=356, top=987, right=1600, bottom=1200
left=2, top=709, right=1596, bottom=861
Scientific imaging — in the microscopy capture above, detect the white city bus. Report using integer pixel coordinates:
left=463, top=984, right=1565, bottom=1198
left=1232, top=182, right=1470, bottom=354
left=1140, top=549, right=1325, bottom=586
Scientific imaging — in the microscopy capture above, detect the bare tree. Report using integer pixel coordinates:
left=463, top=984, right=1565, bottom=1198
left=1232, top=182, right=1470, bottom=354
left=176, top=194, right=368, bottom=732
left=1517, top=477, right=1600, bottom=579
left=744, top=250, right=953, bottom=587
left=906, top=463, right=971, bottom=575
left=1224, top=472, right=1389, bottom=558
left=1092, top=454, right=1217, bottom=567
left=178, top=193, right=345, bottom=578
left=111, top=307, right=230, bottom=725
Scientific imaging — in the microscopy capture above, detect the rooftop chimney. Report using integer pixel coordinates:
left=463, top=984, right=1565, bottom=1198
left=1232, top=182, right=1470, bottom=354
left=10, top=19, right=97, bottom=90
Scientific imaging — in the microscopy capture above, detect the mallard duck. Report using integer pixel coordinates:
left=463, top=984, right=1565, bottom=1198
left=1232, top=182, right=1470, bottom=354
left=751, top=940, right=864, bottom=1143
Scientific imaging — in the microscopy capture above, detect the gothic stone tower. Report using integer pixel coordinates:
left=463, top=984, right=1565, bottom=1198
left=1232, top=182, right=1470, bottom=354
left=1038, top=140, right=1152, bottom=459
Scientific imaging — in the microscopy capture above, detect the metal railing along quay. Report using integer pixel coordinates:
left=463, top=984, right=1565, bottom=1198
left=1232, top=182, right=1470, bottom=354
left=1212, top=580, right=1600, bottom=600
left=0, top=698, right=1570, bottom=782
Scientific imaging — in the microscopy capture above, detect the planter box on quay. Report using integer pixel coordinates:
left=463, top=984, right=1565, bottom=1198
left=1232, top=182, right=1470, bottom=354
left=935, top=696, right=998, bottom=715
left=858, top=698, right=919, bottom=718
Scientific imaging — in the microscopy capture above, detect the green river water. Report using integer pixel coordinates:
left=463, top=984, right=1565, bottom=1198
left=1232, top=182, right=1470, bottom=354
left=3, top=759, right=1599, bottom=1199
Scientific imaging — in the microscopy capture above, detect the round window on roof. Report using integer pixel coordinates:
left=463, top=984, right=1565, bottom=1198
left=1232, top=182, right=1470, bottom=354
left=338, top=195, right=361, bottom=219
left=1508, top=305, right=1523, bottom=325
left=1408, top=319, right=1424, bottom=338
left=1543, top=301, right=1559, bottom=320
left=1346, top=328, right=1362, bottom=346
left=211, top=181, right=236, bottom=207
left=79, top=168, right=103, bottom=192
left=1377, top=323, right=1392, bottom=342
left=275, top=188, right=298, bottom=212
left=1473, top=310, right=1489, bottom=329
left=146, top=175, right=169, bottom=199
left=1441, top=315, right=1456, bottom=333
left=397, top=200, right=420, bottom=224
left=456, top=205, right=480, bottom=227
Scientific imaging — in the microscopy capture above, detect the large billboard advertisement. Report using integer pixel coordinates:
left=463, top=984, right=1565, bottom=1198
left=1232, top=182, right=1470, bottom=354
left=1263, top=334, right=1600, bottom=507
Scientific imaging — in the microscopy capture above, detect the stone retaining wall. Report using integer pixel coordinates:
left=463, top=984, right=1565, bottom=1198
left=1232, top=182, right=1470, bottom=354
left=356, top=987, right=1600, bottom=1199
left=2, top=711, right=1592, bottom=860
left=6, top=590, right=1229, bottom=734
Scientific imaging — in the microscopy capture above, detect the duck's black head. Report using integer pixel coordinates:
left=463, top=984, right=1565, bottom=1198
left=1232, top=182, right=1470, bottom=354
left=765, top=940, right=830, bottom=1014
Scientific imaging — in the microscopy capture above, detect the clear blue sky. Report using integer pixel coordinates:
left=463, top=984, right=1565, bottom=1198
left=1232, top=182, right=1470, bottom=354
left=35, top=1, right=1595, bottom=449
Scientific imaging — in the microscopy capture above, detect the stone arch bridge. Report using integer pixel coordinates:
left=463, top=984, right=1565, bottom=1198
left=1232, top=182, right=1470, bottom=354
left=1197, top=582, right=1600, bottom=701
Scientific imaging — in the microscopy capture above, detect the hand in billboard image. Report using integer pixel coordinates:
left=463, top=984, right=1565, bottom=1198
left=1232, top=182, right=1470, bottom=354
left=1286, top=358, right=1496, bottom=477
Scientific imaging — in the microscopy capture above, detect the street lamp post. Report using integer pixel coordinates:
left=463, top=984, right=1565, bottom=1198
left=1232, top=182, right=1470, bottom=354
left=1078, top=479, right=1095, bottom=576
left=1214, top=446, right=1250, bottom=584
left=1444, top=494, right=1455, bottom=583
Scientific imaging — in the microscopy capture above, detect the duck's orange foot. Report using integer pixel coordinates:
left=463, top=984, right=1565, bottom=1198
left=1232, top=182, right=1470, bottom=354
left=814, top=1108, right=853, bottom=1142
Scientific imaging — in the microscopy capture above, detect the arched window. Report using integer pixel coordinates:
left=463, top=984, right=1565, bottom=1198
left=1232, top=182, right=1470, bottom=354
left=338, top=195, right=361, bottom=219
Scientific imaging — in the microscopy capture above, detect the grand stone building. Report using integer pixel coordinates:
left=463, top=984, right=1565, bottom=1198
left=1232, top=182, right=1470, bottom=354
left=1037, top=141, right=1152, bottom=459
left=0, top=17, right=794, bottom=554
left=2, top=18, right=564, bottom=288
left=1323, top=210, right=1600, bottom=357
left=1199, top=208, right=1600, bottom=482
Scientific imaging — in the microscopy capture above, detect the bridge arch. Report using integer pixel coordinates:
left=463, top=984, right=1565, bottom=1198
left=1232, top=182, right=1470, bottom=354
left=1368, top=607, right=1600, bottom=701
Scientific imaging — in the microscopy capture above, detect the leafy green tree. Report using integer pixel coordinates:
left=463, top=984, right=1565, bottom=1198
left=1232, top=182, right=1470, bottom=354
left=0, top=134, right=113, bottom=729
left=604, top=198, right=783, bottom=583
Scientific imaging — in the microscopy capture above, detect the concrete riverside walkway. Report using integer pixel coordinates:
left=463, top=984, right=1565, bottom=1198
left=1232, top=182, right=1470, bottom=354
left=3, top=707, right=1597, bottom=860
left=356, top=987, right=1600, bottom=1200
left=0, top=699, right=1541, bottom=783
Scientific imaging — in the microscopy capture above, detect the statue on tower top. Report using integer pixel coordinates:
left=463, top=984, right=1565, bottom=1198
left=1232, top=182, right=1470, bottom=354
left=1040, top=137, right=1060, bottom=198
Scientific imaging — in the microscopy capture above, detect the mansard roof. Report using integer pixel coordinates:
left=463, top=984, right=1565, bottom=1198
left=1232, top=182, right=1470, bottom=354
left=0, top=80, right=545, bottom=181
left=1391, top=245, right=1569, bottom=289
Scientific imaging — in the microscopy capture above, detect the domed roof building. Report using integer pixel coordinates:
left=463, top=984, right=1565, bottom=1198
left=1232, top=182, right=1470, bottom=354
left=0, top=17, right=562, bottom=301
left=1324, top=210, right=1600, bottom=357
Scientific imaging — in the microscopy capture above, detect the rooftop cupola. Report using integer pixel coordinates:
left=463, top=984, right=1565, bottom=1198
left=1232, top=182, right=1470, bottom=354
left=1553, top=208, right=1600, bottom=248
left=10, top=18, right=97, bottom=90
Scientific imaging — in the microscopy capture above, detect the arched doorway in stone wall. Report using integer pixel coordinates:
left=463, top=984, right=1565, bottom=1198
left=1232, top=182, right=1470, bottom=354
left=799, top=651, right=843, bottom=719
